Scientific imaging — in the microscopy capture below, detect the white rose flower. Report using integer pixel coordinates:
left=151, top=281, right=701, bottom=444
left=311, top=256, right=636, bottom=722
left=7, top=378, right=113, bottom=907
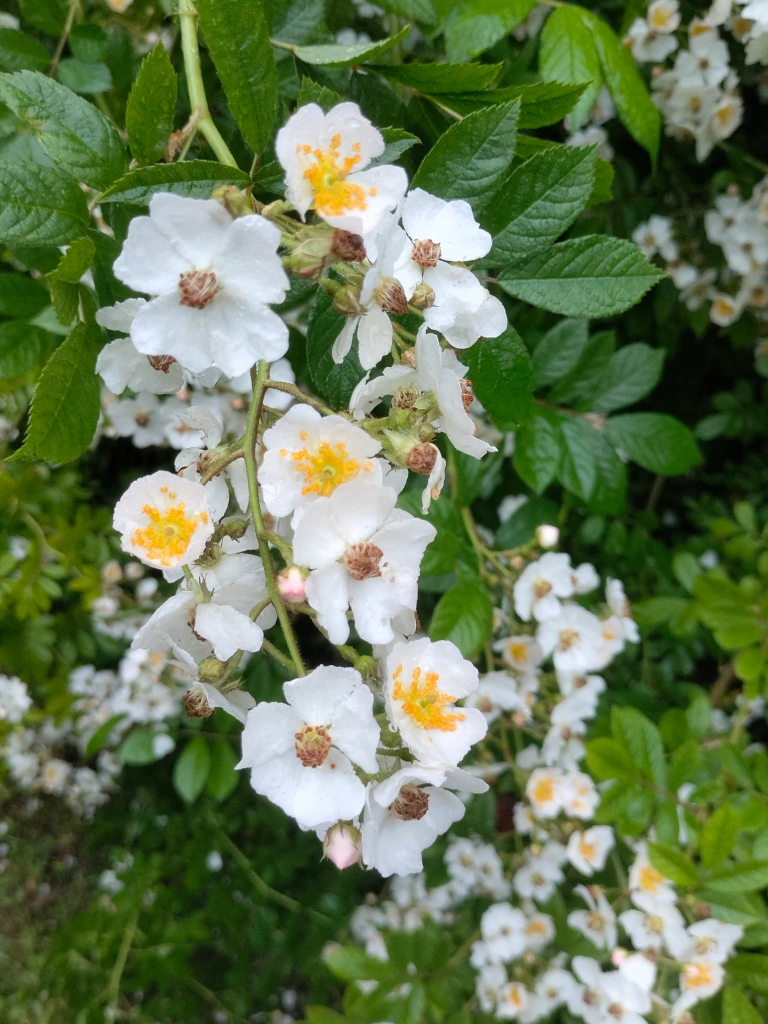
left=525, top=766, right=565, bottom=819
left=513, top=553, right=575, bottom=622
left=619, top=892, right=689, bottom=953
left=275, top=102, right=407, bottom=234
left=568, top=885, right=618, bottom=950
left=96, top=299, right=185, bottom=395
left=566, top=825, right=615, bottom=875
left=383, top=636, right=488, bottom=765
left=0, top=675, right=32, bottom=723
left=108, top=393, right=169, bottom=449
left=480, top=902, right=528, bottom=962
left=293, top=480, right=436, bottom=645
left=237, top=665, right=380, bottom=829
left=673, top=955, right=725, bottom=1014
left=113, top=194, right=289, bottom=378
left=536, top=604, right=605, bottom=674
left=628, top=842, right=678, bottom=902
left=113, top=470, right=215, bottom=569
left=393, top=189, right=507, bottom=347
left=360, top=764, right=478, bottom=877
left=259, top=404, right=384, bottom=520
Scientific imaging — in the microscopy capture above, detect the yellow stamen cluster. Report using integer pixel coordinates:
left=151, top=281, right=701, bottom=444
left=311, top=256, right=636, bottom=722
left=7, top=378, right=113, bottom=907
left=131, top=486, right=207, bottom=567
left=286, top=439, right=368, bottom=497
left=392, top=664, right=465, bottom=732
left=299, top=134, right=377, bottom=217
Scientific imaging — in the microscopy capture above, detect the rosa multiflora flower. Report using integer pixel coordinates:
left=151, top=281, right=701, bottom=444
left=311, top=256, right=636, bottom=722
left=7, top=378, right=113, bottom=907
left=96, top=299, right=184, bottom=395
left=113, top=193, right=289, bottom=378
left=238, top=665, right=379, bottom=829
left=276, top=101, right=407, bottom=234
left=113, top=470, right=214, bottom=570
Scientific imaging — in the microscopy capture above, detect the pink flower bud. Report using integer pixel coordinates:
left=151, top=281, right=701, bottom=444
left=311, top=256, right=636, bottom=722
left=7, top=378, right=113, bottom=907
left=277, top=566, right=306, bottom=603
left=323, top=825, right=362, bottom=870
left=536, top=524, right=560, bottom=548
left=611, top=948, right=628, bottom=966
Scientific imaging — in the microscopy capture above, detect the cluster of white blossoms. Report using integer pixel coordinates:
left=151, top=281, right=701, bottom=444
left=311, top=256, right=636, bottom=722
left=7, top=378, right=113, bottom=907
left=633, top=176, right=768, bottom=341
left=94, top=100, right=515, bottom=874
left=0, top=651, right=184, bottom=817
left=626, top=1, right=745, bottom=160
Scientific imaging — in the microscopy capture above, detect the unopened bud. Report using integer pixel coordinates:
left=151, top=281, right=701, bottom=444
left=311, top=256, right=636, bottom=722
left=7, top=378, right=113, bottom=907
left=536, top=524, right=560, bottom=548
left=277, top=566, right=307, bottom=603
left=210, top=185, right=250, bottom=218
left=284, top=236, right=334, bottom=279
left=323, top=824, right=362, bottom=870
left=407, top=442, right=438, bottom=476
left=374, top=276, right=408, bottom=315
left=510, top=555, right=525, bottom=570
left=198, top=658, right=227, bottom=683
left=332, top=285, right=365, bottom=317
left=183, top=686, right=214, bottom=718
left=695, top=901, right=711, bottom=918
left=331, top=229, right=366, bottom=263
left=217, top=517, right=249, bottom=540
left=410, top=281, right=435, bottom=310
left=611, top=948, right=628, bottom=966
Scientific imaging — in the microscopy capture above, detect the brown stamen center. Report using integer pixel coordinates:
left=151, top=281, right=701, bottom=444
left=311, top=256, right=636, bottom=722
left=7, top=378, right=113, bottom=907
left=390, top=783, right=429, bottom=821
left=344, top=542, right=383, bottom=581
left=179, top=269, right=219, bottom=309
left=412, top=239, right=441, bottom=267
left=294, top=725, right=332, bottom=768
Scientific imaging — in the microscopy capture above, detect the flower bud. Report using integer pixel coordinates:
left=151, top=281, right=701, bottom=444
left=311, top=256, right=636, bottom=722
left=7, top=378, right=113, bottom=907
left=374, top=276, right=408, bottom=315
left=277, top=566, right=307, bottom=603
left=284, top=236, right=334, bottom=279
left=323, top=824, right=362, bottom=869
left=210, top=185, right=250, bottom=218
left=536, top=524, right=560, bottom=549
left=330, top=229, right=366, bottom=263
left=332, top=285, right=365, bottom=317
left=410, top=281, right=435, bottom=310
left=198, top=657, right=227, bottom=683
left=216, top=517, right=249, bottom=541
left=611, top=948, right=628, bottom=966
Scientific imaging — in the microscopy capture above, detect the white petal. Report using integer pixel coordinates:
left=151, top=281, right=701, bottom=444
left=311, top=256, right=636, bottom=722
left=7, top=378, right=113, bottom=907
left=114, top=215, right=190, bottom=294
left=214, top=215, right=288, bottom=303
left=194, top=603, right=264, bottom=660
left=95, top=298, right=146, bottom=332
left=305, top=563, right=351, bottom=644
left=357, top=304, right=393, bottom=370
left=148, top=192, right=233, bottom=268
left=332, top=316, right=358, bottom=364
left=238, top=702, right=302, bottom=768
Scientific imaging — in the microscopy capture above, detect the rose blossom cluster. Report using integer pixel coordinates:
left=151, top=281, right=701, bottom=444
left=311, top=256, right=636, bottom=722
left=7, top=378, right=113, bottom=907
left=633, top=176, right=768, bottom=343
left=95, top=100, right=512, bottom=874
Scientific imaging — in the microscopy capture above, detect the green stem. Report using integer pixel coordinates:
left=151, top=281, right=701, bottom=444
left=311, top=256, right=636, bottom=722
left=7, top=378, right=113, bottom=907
left=106, top=909, right=139, bottom=1014
left=47, top=0, right=79, bottom=76
left=207, top=812, right=330, bottom=922
left=177, top=0, right=239, bottom=169
left=262, top=638, right=295, bottom=672
left=245, top=361, right=306, bottom=676
left=265, top=380, right=336, bottom=416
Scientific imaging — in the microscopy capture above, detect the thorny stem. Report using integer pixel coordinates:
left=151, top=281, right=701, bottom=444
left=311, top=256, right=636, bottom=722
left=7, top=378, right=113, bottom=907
left=177, top=0, right=239, bottom=169
left=199, top=447, right=244, bottom=485
left=245, top=361, right=306, bottom=676
left=207, top=812, right=331, bottom=922
left=261, top=638, right=295, bottom=671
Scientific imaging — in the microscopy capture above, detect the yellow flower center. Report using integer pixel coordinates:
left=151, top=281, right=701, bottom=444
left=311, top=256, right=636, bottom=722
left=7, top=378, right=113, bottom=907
left=392, top=664, right=465, bottom=732
left=284, top=436, right=369, bottom=497
left=131, top=486, right=207, bottom=567
left=649, top=6, right=673, bottom=30
left=527, top=920, right=546, bottom=936
left=299, top=134, right=377, bottom=217
left=508, top=641, right=529, bottom=663
left=639, top=864, right=665, bottom=892
left=580, top=839, right=596, bottom=861
left=531, top=777, right=555, bottom=804
left=685, top=961, right=714, bottom=988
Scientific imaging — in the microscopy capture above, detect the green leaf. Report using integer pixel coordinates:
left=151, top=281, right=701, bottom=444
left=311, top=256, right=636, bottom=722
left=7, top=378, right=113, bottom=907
left=647, top=842, right=698, bottom=887
left=539, top=6, right=601, bottom=128
left=494, top=496, right=559, bottom=550
left=701, top=804, right=739, bottom=869
left=375, top=126, right=420, bottom=165
left=489, top=145, right=596, bottom=264
left=583, top=420, right=627, bottom=514
left=583, top=9, right=660, bottom=163
left=48, top=278, right=79, bottom=327
left=323, top=945, right=393, bottom=982
left=589, top=157, right=614, bottom=206
left=590, top=343, right=664, bottom=412
left=304, top=1009, right=351, bottom=1024
left=0, top=70, right=126, bottom=189
left=585, top=737, right=636, bottom=780
left=432, top=81, right=589, bottom=128
left=548, top=328, right=615, bottom=406
left=69, top=24, right=107, bottom=63
left=206, top=738, right=239, bottom=802
left=295, top=76, right=341, bottom=111
left=463, top=325, right=533, bottom=430
left=370, top=61, right=502, bottom=93
left=429, top=578, right=493, bottom=657
left=0, top=272, right=49, bottom=318
left=100, top=160, right=251, bottom=204
left=0, top=28, right=50, bottom=72
left=513, top=408, right=561, bottom=493
left=118, top=729, right=171, bottom=766
left=125, top=43, right=177, bottom=165
left=727, top=955, right=768, bottom=993
left=707, top=861, right=768, bottom=894
left=499, top=235, right=665, bottom=317
left=443, top=0, right=536, bottom=63
left=557, top=416, right=597, bottom=501
left=672, top=551, right=702, bottom=594
left=306, top=287, right=365, bottom=410
left=605, top=413, right=703, bottom=475
left=398, top=490, right=471, bottom=578
left=173, top=736, right=211, bottom=806
left=0, top=159, right=89, bottom=246
left=612, top=705, right=667, bottom=789
left=375, top=0, right=435, bottom=21
left=723, top=987, right=763, bottom=1024
left=55, top=58, right=111, bottom=95
left=0, top=321, right=54, bottom=379
left=532, top=318, right=589, bottom=389
left=453, top=449, right=503, bottom=506
left=50, top=236, right=95, bottom=284
left=84, top=714, right=127, bottom=758
left=19, top=0, right=68, bottom=34
left=411, top=99, right=520, bottom=213
left=196, top=0, right=277, bottom=154
left=11, top=320, right=101, bottom=464
left=288, top=26, right=410, bottom=66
